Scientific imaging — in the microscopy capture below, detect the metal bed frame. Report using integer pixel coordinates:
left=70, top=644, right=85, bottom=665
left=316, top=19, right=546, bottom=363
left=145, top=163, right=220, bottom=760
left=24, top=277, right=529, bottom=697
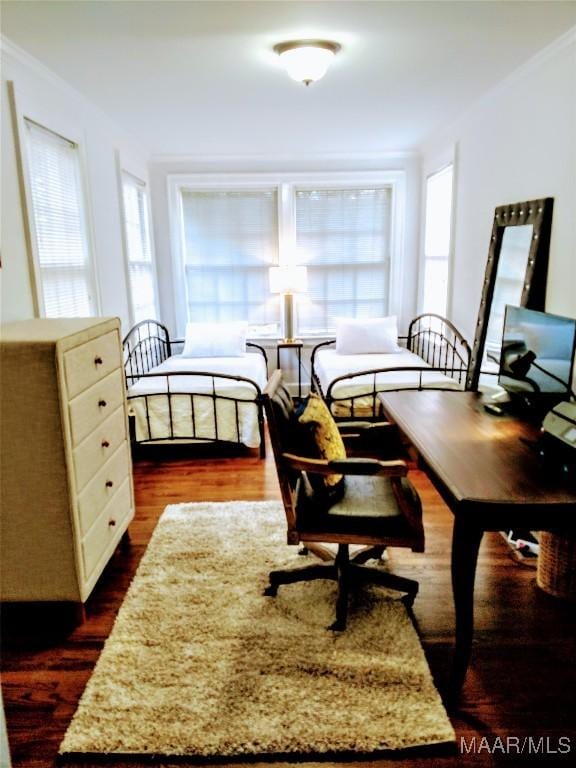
left=122, top=319, right=268, bottom=457
left=310, top=313, right=471, bottom=419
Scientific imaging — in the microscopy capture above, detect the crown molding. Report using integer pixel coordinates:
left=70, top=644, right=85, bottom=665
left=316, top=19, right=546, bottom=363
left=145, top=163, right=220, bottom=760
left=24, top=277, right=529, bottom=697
left=149, top=149, right=419, bottom=165
left=492, top=24, right=576, bottom=93
left=1, top=35, right=151, bottom=156
left=460, top=25, right=576, bottom=124
left=1, top=35, right=84, bottom=98
left=420, top=24, right=576, bottom=152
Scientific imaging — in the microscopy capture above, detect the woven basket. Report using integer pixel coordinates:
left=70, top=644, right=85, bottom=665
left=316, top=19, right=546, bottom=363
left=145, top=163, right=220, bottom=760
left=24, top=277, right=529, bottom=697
left=537, top=532, right=576, bottom=601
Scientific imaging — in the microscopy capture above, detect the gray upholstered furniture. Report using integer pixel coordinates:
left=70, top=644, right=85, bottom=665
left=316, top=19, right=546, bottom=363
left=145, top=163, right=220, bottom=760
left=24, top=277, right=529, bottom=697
left=0, top=317, right=134, bottom=604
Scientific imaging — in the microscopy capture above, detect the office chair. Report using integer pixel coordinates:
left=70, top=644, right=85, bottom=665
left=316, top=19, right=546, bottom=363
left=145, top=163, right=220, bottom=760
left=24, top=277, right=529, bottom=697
left=263, top=370, right=424, bottom=630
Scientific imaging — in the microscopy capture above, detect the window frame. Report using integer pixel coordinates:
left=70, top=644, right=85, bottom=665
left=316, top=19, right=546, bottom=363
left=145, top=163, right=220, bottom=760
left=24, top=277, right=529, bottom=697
left=119, top=168, right=159, bottom=326
left=9, top=81, right=100, bottom=318
left=419, top=159, right=456, bottom=319
left=168, top=177, right=282, bottom=335
left=167, top=171, right=406, bottom=337
left=292, top=182, right=397, bottom=334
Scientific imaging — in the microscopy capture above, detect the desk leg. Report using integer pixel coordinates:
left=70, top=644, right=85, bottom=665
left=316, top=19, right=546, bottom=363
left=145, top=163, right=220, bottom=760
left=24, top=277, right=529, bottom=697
left=297, top=347, right=302, bottom=400
left=448, top=516, right=484, bottom=705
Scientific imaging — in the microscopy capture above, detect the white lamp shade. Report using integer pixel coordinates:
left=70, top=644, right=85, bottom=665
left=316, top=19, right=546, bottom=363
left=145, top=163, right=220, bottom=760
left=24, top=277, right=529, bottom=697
left=269, top=265, right=308, bottom=294
left=278, top=45, right=335, bottom=84
left=274, top=40, right=340, bottom=86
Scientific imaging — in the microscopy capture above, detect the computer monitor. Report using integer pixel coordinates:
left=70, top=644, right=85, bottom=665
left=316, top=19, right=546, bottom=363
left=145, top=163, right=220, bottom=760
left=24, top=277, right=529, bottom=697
left=499, top=306, right=576, bottom=411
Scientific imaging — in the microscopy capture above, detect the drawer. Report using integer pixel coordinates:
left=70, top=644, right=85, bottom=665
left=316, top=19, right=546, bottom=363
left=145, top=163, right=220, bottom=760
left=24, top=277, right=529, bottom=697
left=64, top=331, right=121, bottom=399
left=73, top=407, right=127, bottom=492
left=77, top=443, right=131, bottom=535
left=82, top=480, right=132, bottom=580
left=69, top=369, right=124, bottom=446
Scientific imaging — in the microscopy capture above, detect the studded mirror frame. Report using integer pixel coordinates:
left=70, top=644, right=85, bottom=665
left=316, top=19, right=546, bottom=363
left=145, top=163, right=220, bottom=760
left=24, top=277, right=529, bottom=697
left=466, top=197, right=554, bottom=391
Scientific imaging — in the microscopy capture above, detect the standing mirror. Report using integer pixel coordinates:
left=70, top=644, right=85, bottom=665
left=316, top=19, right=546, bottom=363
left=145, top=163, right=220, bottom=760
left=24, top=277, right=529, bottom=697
left=466, top=197, right=554, bottom=391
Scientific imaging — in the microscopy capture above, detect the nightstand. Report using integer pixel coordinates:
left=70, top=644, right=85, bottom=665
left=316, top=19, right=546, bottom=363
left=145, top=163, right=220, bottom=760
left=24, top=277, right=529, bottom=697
left=276, top=340, right=303, bottom=400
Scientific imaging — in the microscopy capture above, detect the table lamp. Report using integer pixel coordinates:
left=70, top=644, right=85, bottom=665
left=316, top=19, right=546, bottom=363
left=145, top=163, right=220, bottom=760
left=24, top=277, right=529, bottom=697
left=269, top=265, right=308, bottom=342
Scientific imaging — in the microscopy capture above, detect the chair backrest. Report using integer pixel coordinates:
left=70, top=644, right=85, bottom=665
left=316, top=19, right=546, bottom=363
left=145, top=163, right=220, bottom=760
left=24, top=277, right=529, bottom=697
left=264, top=370, right=426, bottom=555
left=263, top=370, right=301, bottom=543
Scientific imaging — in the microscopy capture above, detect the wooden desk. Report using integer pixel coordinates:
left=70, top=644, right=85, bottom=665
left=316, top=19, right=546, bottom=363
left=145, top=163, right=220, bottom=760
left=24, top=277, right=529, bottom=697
left=379, top=390, right=576, bottom=703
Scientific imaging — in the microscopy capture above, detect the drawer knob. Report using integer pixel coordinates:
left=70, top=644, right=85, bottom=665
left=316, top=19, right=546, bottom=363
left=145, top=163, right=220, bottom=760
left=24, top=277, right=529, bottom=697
left=98, top=399, right=107, bottom=408
left=105, top=480, right=114, bottom=488
left=94, top=356, right=103, bottom=366
left=101, top=439, right=110, bottom=448
left=109, top=519, right=116, bottom=527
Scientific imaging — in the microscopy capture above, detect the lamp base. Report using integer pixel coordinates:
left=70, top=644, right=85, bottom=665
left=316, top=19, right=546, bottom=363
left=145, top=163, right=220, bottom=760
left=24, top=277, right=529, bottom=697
left=282, top=293, right=295, bottom=342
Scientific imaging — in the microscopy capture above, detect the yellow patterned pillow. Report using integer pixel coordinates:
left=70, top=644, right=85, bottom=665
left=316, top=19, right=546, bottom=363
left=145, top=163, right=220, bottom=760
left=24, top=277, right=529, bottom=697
left=298, top=393, right=346, bottom=487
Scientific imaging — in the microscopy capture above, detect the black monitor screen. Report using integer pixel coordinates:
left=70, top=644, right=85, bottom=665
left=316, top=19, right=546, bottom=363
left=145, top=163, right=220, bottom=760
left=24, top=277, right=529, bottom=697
left=499, top=306, right=576, bottom=399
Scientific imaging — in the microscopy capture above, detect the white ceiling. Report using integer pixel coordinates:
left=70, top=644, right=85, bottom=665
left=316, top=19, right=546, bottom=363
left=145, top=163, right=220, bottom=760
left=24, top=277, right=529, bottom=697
left=2, top=1, right=576, bottom=157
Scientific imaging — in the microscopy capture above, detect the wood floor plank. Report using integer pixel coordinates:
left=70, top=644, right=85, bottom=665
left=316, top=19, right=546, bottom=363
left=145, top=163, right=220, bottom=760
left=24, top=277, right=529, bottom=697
left=2, top=437, right=575, bottom=767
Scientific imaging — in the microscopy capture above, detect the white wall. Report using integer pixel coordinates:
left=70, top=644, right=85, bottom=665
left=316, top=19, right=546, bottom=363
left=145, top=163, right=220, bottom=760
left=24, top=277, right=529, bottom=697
left=6, top=28, right=573, bottom=345
left=149, top=153, right=421, bottom=337
left=421, top=30, right=576, bottom=343
left=0, top=41, right=149, bottom=330
left=1, top=37, right=422, bottom=343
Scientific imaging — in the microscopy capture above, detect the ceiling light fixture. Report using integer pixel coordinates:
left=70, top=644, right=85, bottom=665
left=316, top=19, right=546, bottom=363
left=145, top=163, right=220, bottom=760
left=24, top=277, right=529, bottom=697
left=273, top=40, right=341, bottom=86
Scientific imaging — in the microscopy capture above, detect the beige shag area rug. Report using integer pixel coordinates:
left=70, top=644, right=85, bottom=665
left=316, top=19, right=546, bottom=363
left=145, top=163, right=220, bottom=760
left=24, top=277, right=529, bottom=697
left=60, top=501, right=454, bottom=760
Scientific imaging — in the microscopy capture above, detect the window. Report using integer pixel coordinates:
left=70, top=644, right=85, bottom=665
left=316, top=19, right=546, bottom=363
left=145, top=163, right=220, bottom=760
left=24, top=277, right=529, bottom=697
left=171, top=173, right=402, bottom=336
left=121, top=173, right=158, bottom=324
left=24, top=119, right=96, bottom=317
left=179, top=188, right=279, bottom=324
left=421, top=164, right=454, bottom=317
left=295, top=187, right=392, bottom=332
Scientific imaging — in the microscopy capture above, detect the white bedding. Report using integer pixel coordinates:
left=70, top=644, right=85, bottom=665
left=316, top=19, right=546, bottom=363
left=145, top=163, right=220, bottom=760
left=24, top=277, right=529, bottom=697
left=127, top=353, right=267, bottom=447
left=315, top=348, right=462, bottom=413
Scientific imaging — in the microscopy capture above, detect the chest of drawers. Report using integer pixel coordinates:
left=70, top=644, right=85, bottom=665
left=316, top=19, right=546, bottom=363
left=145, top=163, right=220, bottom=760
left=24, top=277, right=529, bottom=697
left=0, top=317, right=135, bottom=603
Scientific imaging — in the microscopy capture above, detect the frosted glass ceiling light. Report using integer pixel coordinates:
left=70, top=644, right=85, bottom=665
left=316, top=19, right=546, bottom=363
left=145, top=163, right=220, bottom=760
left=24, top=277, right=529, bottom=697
left=273, top=40, right=341, bottom=86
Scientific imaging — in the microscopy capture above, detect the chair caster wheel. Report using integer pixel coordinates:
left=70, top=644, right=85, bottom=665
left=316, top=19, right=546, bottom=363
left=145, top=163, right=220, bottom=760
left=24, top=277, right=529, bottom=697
left=263, top=584, right=278, bottom=597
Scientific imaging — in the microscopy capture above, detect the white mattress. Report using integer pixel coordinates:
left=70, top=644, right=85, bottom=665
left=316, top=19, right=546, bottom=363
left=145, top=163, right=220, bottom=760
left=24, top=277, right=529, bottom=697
left=315, top=348, right=462, bottom=407
left=127, top=353, right=267, bottom=447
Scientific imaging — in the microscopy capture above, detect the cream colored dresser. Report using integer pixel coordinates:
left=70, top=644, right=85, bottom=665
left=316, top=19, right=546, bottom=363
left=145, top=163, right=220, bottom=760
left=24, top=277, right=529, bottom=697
left=0, top=317, right=134, bottom=603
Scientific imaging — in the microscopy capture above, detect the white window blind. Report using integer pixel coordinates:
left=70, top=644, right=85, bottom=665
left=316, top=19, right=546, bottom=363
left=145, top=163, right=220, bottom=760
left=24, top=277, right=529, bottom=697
left=295, top=187, right=392, bottom=332
left=122, top=173, right=158, bottom=324
left=24, top=119, right=96, bottom=318
left=180, top=189, right=279, bottom=324
left=422, top=165, right=453, bottom=317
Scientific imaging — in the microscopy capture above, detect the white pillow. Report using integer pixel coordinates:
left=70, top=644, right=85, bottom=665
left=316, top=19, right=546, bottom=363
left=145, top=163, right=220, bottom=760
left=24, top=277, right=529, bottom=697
left=335, top=316, right=400, bottom=355
left=181, top=321, right=248, bottom=358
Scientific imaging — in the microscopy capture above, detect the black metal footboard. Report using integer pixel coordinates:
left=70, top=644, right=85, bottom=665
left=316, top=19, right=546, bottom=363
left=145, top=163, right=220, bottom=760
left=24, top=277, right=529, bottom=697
left=407, top=313, right=470, bottom=379
left=126, top=371, right=266, bottom=458
left=122, top=320, right=267, bottom=457
left=310, top=313, right=471, bottom=418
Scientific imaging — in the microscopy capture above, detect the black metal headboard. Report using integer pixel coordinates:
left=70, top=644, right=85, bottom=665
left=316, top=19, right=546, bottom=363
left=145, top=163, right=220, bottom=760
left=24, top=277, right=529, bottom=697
left=122, top=319, right=269, bottom=386
left=122, top=319, right=172, bottom=385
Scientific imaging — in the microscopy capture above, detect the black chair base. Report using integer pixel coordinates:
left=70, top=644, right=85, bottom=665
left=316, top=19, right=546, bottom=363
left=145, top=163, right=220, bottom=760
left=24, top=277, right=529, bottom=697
left=263, top=543, right=418, bottom=630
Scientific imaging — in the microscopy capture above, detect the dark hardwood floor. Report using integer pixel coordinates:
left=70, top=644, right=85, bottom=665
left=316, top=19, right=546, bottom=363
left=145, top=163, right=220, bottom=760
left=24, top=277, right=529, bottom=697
left=2, top=436, right=575, bottom=768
